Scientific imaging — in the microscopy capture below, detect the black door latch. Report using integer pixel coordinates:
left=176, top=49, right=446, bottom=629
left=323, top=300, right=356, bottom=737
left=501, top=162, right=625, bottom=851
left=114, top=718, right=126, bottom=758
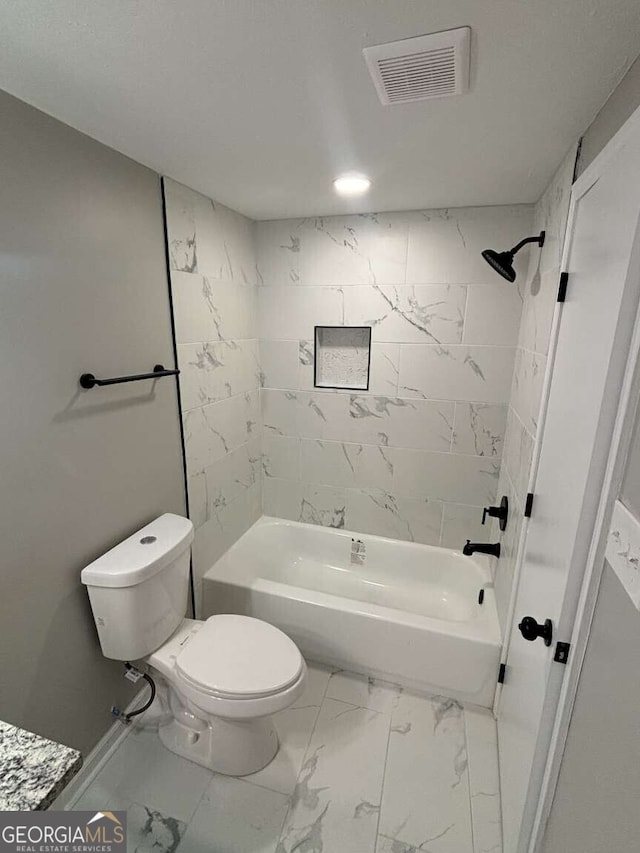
left=518, top=616, right=553, bottom=647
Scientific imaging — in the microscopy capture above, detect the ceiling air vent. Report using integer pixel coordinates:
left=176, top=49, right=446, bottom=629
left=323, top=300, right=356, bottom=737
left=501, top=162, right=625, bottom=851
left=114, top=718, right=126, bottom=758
left=363, top=27, right=471, bottom=106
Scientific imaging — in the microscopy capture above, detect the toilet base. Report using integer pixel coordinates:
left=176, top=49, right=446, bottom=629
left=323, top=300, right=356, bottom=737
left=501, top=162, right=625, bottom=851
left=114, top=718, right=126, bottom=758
left=158, top=714, right=279, bottom=776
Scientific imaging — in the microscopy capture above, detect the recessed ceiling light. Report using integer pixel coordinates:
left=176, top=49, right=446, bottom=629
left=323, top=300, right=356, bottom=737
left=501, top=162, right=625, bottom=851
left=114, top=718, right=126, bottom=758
left=333, top=173, right=371, bottom=197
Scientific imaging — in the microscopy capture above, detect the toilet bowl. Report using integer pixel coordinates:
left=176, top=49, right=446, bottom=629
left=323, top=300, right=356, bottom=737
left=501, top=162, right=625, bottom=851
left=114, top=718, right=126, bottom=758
left=147, top=614, right=306, bottom=775
left=81, top=513, right=307, bottom=776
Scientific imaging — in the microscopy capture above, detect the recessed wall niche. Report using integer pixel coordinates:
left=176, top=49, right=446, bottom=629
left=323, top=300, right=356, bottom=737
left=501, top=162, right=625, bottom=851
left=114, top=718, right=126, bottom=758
left=314, top=326, right=372, bottom=390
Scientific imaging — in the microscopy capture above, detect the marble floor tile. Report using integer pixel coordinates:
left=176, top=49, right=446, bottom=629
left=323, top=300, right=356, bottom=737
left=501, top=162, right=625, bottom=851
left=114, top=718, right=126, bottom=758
left=180, top=774, right=290, bottom=853
left=296, top=661, right=332, bottom=707
left=325, top=670, right=403, bottom=714
left=125, top=803, right=186, bottom=853
left=376, top=835, right=418, bottom=853
left=243, top=702, right=320, bottom=795
left=465, top=708, right=503, bottom=853
left=81, top=726, right=212, bottom=823
left=379, top=693, right=473, bottom=853
left=277, top=698, right=390, bottom=853
left=68, top=667, right=502, bottom=853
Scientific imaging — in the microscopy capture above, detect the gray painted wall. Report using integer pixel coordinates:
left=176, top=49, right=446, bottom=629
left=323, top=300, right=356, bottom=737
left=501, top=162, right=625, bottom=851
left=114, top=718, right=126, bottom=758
left=578, top=52, right=640, bottom=175
left=0, top=90, right=185, bottom=755
left=541, top=563, right=640, bottom=853
left=621, top=410, right=640, bottom=517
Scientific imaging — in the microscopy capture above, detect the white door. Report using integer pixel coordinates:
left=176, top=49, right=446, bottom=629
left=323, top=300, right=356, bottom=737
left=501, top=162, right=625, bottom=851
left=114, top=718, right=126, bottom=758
left=498, top=113, right=640, bottom=853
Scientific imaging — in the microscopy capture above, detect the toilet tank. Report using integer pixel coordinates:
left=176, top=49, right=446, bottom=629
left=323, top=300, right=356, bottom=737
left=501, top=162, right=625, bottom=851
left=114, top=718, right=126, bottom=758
left=81, top=513, right=194, bottom=661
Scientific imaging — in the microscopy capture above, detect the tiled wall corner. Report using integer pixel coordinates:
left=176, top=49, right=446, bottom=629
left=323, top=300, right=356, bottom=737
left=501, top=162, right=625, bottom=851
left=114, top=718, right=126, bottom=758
left=164, top=178, right=261, bottom=609
left=493, top=146, right=577, bottom=630
left=256, top=205, right=533, bottom=548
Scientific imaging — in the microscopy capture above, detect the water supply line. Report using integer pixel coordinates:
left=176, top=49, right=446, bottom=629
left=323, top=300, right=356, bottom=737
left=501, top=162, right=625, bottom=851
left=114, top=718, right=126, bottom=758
left=113, top=663, right=157, bottom=724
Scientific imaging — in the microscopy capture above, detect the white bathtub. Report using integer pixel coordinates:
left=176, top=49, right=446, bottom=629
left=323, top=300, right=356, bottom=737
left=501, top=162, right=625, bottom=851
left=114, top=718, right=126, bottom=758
left=202, top=516, right=502, bottom=707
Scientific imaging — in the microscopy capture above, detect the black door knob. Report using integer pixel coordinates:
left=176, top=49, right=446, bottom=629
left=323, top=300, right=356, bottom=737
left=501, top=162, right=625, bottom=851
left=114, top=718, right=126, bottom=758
left=518, top=616, right=553, bottom=646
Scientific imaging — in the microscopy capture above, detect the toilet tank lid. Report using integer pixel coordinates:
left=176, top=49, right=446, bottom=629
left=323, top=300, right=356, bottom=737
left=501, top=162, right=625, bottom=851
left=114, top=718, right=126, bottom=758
left=81, top=513, right=194, bottom=589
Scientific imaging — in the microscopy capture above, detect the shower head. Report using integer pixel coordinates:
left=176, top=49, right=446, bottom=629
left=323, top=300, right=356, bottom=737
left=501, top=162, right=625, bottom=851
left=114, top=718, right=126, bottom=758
left=481, top=249, right=517, bottom=282
left=481, top=231, right=545, bottom=282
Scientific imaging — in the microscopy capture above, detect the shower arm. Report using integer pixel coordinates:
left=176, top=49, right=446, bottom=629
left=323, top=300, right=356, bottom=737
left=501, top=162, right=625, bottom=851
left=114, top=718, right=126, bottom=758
left=509, top=231, right=546, bottom=256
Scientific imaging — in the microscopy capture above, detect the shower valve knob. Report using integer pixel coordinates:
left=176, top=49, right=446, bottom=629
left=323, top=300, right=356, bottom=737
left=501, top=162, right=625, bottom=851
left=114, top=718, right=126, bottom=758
left=481, top=495, right=509, bottom=531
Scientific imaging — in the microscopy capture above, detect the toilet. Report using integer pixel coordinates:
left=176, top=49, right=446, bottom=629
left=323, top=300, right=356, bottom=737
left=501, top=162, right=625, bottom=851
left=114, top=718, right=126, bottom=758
left=81, top=513, right=307, bottom=776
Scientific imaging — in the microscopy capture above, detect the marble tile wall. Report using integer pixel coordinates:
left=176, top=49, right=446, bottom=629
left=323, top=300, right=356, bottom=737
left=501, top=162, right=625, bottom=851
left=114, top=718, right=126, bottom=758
left=256, top=206, right=533, bottom=548
left=491, top=148, right=577, bottom=629
left=164, top=179, right=261, bottom=609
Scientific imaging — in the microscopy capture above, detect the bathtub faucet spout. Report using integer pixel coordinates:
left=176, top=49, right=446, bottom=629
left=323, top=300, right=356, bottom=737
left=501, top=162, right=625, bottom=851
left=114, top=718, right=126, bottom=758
left=463, top=540, right=501, bottom=558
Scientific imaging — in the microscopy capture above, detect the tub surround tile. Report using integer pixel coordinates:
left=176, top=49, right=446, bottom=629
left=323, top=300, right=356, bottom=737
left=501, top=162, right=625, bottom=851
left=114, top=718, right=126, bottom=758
left=172, top=272, right=258, bottom=345
left=165, top=180, right=198, bottom=273
left=165, top=180, right=260, bottom=580
left=263, top=478, right=346, bottom=529
left=255, top=204, right=531, bottom=549
left=297, top=339, right=400, bottom=396
left=492, top=472, right=523, bottom=630
left=391, top=449, right=499, bottom=506
left=256, top=219, right=301, bottom=287
left=440, top=503, right=487, bottom=551
left=343, top=284, right=466, bottom=344
left=510, top=347, right=546, bottom=436
left=502, top=408, right=534, bottom=507
left=192, top=480, right=261, bottom=582
left=263, top=476, right=303, bottom=522
left=167, top=195, right=541, bottom=583
left=462, top=283, right=523, bottom=346
left=491, top=146, right=576, bottom=631
left=263, top=433, right=301, bottom=481
left=517, top=267, right=560, bottom=356
left=298, top=213, right=409, bottom=287
left=258, top=286, right=344, bottom=340
left=183, top=389, right=260, bottom=477
left=187, top=471, right=208, bottom=529
left=347, top=395, right=454, bottom=452
left=264, top=389, right=456, bottom=453
left=399, top=344, right=516, bottom=404
left=299, top=483, right=347, bottom=529
left=379, top=693, right=473, bottom=852
left=166, top=178, right=256, bottom=286
left=276, top=698, right=389, bottom=853
left=262, top=388, right=301, bottom=438
left=204, top=437, right=261, bottom=515
left=345, top=489, right=443, bottom=545
left=301, top=440, right=395, bottom=491
left=178, top=339, right=259, bottom=412
left=452, top=403, right=507, bottom=457
left=263, top=476, right=490, bottom=548
left=405, top=205, right=533, bottom=286
left=260, top=339, right=300, bottom=390
left=0, top=721, right=82, bottom=810
left=195, top=197, right=256, bottom=286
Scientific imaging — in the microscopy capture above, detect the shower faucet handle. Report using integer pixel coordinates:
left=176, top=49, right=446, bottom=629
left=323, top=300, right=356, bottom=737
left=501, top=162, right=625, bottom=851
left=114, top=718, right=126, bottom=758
left=481, top=495, right=509, bottom=532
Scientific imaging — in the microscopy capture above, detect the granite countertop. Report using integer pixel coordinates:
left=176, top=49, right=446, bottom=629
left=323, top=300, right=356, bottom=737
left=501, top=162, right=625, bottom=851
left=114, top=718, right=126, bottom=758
left=0, top=720, right=83, bottom=810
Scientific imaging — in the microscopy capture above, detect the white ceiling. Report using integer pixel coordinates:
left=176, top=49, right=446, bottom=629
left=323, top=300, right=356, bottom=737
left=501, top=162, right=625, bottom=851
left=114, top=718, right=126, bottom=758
left=1, top=1, right=639, bottom=220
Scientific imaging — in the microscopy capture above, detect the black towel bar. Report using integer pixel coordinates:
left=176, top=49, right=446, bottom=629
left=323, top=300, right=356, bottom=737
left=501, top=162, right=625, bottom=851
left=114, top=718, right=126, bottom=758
left=79, top=364, right=180, bottom=389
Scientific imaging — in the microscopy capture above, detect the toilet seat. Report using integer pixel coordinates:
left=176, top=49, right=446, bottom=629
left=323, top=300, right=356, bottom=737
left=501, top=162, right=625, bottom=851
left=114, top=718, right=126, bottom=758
left=175, top=614, right=304, bottom=699
left=147, top=614, right=307, bottom=720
